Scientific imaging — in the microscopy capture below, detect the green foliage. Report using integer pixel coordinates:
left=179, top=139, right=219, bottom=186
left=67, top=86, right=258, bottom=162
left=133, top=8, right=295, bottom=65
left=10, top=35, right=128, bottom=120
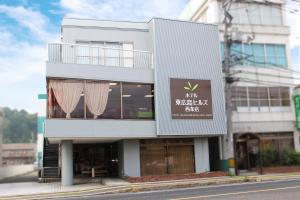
left=287, top=151, right=300, bottom=165
left=262, top=148, right=300, bottom=167
left=2, top=107, right=37, bottom=143
left=262, top=147, right=279, bottom=167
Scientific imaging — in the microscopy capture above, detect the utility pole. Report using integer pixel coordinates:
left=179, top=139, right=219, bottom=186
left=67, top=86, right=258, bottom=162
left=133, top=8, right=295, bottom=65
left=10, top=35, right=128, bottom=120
left=222, top=0, right=235, bottom=175
left=0, top=107, right=4, bottom=167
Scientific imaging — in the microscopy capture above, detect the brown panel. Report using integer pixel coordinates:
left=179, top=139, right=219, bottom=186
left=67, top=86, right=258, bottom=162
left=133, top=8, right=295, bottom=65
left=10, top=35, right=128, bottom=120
left=140, top=144, right=167, bottom=176
left=140, top=139, right=195, bottom=176
left=167, top=145, right=195, bottom=174
left=170, top=78, right=213, bottom=119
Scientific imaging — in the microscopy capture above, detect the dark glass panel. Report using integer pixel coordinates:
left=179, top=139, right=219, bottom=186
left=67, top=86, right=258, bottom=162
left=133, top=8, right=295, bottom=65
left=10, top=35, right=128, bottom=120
left=122, top=83, right=154, bottom=119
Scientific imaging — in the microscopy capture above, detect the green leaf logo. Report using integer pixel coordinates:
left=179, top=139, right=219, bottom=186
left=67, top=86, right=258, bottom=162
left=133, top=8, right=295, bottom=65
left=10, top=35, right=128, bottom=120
left=184, top=81, right=199, bottom=92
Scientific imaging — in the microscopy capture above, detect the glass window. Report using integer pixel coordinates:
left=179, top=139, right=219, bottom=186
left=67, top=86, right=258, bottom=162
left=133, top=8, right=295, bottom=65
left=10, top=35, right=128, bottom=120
left=258, top=87, right=269, bottom=107
left=249, top=4, right=261, bottom=24
left=266, top=44, right=287, bottom=67
left=269, top=87, right=280, bottom=106
left=248, top=87, right=259, bottom=107
left=87, top=82, right=121, bottom=119
left=105, top=42, right=121, bottom=67
left=280, top=87, right=290, bottom=106
left=122, top=43, right=134, bottom=67
left=252, top=44, right=265, bottom=65
left=261, top=5, right=272, bottom=25
left=71, top=96, right=85, bottom=118
left=232, top=87, right=248, bottom=108
left=122, top=83, right=154, bottom=119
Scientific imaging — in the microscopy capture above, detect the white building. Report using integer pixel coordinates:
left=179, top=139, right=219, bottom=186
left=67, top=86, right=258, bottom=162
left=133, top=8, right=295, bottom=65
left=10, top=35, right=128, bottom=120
left=181, top=0, right=300, bottom=173
left=40, top=18, right=228, bottom=185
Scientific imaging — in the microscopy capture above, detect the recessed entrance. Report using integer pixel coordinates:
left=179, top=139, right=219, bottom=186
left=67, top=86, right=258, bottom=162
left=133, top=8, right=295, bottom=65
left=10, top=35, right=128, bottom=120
left=73, top=143, right=118, bottom=178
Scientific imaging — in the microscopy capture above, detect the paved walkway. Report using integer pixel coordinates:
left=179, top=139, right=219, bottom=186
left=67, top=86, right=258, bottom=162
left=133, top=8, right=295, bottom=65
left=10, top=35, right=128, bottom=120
left=0, top=181, right=103, bottom=197
left=0, top=171, right=37, bottom=184
left=1, top=173, right=300, bottom=199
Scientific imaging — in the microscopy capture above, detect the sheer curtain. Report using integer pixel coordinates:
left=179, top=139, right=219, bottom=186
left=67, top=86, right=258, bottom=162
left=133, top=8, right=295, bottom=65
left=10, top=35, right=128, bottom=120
left=85, top=81, right=110, bottom=119
left=49, top=79, right=84, bottom=118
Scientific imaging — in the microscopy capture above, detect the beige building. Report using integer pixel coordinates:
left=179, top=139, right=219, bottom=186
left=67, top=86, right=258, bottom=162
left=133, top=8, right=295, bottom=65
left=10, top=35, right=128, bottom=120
left=1, top=143, right=36, bottom=166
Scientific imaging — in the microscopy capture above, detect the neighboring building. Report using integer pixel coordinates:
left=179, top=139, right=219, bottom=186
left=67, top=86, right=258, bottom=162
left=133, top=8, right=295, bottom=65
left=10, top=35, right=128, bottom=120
left=1, top=143, right=36, bottom=166
left=43, top=17, right=227, bottom=185
left=180, top=0, right=299, bottom=173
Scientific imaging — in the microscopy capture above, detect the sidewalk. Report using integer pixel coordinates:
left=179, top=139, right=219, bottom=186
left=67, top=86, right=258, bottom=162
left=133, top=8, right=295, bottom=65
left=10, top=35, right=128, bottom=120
left=1, top=173, right=300, bottom=200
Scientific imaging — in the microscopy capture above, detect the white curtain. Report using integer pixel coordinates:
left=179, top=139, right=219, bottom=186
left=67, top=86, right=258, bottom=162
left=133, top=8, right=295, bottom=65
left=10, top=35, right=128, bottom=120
left=85, top=81, right=110, bottom=119
left=49, top=80, right=84, bottom=118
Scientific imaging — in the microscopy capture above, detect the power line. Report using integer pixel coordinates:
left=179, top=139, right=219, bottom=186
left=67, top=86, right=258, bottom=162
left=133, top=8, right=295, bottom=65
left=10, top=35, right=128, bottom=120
left=232, top=70, right=300, bottom=81
left=233, top=77, right=298, bottom=87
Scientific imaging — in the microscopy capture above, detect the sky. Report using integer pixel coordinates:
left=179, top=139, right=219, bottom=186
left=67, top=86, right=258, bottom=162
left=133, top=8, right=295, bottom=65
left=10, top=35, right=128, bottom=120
left=0, top=0, right=299, bottom=113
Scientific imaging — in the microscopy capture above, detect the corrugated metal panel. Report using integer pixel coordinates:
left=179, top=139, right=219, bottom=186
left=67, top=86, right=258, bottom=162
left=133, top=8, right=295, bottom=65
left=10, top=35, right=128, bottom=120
left=152, top=18, right=226, bottom=136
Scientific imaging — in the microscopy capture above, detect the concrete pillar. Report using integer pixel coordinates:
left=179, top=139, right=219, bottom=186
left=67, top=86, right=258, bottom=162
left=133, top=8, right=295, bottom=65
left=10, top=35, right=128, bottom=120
left=123, top=140, right=140, bottom=177
left=194, top=138, right=210, bottom=173
left=61, top=140, right=73, bottom=186
left=294, top=130, right=300, bottom=152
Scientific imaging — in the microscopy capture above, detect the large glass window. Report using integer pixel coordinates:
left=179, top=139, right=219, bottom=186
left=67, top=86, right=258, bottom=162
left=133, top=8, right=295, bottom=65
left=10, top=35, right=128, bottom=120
left=220, top=43, right=288, bottom=68
left=219, top=2, right=283, bottom=26
left=76, top=41, right=134, bottom=67
left=231, top=86, right=291, bottom=111
left=48, top=79, right=154, bottom=119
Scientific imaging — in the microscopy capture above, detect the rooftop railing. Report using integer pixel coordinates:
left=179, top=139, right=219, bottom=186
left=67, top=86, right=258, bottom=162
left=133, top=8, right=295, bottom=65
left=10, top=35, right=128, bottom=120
left=48, top=43, right=153, bottom=69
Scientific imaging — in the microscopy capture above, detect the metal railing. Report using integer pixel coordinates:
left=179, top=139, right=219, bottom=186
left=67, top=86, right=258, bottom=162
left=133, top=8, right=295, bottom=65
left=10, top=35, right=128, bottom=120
left=48, top=43, right=153, bottom=69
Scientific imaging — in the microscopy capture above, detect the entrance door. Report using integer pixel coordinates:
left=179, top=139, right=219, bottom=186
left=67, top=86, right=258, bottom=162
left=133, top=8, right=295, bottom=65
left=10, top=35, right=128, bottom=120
left=73, top=143, right=118, bottom=177
left=236, top=141, right=248, bottom=170
left=235, top=134, right=261, bottom=173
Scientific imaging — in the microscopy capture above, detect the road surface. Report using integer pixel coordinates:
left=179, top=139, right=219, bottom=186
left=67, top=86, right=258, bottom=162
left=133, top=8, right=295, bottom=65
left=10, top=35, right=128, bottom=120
left=55, top=178, right=300, bottom=200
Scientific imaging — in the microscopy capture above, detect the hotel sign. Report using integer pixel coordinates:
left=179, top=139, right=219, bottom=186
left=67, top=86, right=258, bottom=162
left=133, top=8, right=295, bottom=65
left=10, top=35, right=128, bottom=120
left=170, top=78, right=213, bottom=119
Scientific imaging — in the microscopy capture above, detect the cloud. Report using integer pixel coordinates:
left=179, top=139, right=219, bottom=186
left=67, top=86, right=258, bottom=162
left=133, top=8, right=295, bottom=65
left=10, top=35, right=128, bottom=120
left=0, top=28, right=45, bottom=84
left=58, top=0, right=187, bottom=21
left=0, top=5, right=55, bottom=41
left=0, top=4, right=60, bottom=112
left=286, top=0, right=300, bottom=47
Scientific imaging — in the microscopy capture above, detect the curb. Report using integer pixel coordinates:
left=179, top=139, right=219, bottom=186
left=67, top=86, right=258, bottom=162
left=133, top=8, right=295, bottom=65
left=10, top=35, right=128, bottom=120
left=1, top=174, right=300, bottom=200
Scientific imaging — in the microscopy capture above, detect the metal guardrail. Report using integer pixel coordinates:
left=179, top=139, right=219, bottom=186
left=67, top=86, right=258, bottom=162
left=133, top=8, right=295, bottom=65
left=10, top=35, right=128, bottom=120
left=41, top=167, right=61, bottom=178
left=48, top=43, right=153, bottom=69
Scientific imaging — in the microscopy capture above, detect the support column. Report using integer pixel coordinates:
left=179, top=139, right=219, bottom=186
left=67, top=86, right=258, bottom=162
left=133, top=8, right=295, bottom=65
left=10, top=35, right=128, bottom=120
left=61, top=140, right=73, bottom=186
left=294, top=130, right=300, bottom=152
left=123, top=140, right=140, bottom=177
left=194, top=138, right=210, bottom=173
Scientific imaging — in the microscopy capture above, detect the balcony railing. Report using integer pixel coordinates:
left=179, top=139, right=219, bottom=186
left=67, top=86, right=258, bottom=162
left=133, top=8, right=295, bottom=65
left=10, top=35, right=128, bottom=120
left=48, top=43, right=153, bottom=69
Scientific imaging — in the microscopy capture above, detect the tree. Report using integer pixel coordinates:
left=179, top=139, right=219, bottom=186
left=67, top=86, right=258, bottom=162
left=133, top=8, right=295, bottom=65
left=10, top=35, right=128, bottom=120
left=2, top=107, right=37, bottom=143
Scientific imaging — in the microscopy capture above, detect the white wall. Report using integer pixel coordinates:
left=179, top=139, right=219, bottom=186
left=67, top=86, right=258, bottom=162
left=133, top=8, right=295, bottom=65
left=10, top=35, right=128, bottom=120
left=194, top=138, right=210, bottom=173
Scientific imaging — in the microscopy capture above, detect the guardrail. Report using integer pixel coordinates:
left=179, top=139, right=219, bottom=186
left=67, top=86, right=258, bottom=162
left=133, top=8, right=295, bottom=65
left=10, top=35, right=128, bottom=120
left=48, top=43, right=153, bottom=69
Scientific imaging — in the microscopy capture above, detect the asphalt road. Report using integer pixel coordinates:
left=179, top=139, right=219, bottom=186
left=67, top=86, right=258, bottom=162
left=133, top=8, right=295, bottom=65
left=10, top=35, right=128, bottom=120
left=56, top=178, right=300, bottom=200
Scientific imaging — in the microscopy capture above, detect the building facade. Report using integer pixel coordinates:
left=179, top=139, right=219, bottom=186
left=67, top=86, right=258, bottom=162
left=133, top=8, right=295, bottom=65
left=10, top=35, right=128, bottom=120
left=43, top=18, right=227, bottom=185
left=1, top=143, right=36, bottom=166
left=181, top=0, right=300, bottom=173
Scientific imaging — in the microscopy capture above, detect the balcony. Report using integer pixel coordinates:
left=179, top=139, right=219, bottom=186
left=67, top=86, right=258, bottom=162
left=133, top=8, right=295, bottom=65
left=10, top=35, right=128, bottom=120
left=48, top=43, right=153, bottom=69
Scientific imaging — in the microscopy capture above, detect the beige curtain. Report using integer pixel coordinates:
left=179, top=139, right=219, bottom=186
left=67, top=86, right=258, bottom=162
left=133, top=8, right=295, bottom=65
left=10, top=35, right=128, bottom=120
left=85, top=81, right=110, bottom=119
left=49, top=80, right=84, bottom=118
